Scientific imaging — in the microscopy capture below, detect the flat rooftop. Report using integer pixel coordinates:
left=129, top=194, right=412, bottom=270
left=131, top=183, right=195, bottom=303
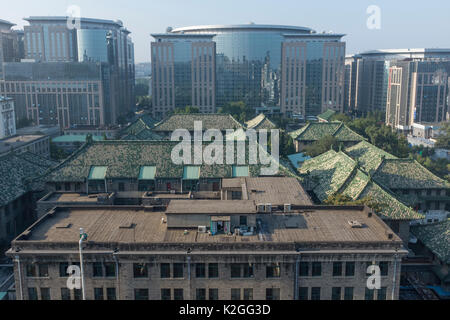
left=222, top=177, right=313, bottom=205
left=0, top=135, right=46, bottom=154
left=166, top=200, right=257, bottom=214
left=14, top=205, right=402, bottom=245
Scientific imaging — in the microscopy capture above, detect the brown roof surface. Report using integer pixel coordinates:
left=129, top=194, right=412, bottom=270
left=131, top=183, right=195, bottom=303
left=19, top=206, right=401, bottom=244
left=222, top=177, right=313, bottom=205
left=166, top=200, right=257, bottom=214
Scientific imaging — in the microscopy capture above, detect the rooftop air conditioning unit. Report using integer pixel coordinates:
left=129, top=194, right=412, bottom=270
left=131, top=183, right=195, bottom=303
left=284, top=204, right=292, bottom=213
left=198, top=226, right=207, bottom=233
left=348, top=220, right=363, bottom=228
left=265, top=204, right=272, bottom=213
left=170, top=190, right=176, bottom=194
left=257, top=204, right=265, bottom=213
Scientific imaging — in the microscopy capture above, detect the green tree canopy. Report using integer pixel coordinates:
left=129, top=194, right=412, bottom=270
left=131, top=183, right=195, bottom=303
left=304, top=135, right=339, bottom=157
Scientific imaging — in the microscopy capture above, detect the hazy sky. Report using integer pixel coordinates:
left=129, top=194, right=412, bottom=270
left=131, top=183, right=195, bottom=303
left=3, top=0, right=450, bottom=62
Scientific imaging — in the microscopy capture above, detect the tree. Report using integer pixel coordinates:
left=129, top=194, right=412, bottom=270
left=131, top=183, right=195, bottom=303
left=218, top=101, right=254, bottom=123
left=173, top=106, right=200, bottom=114
left=135, top=83, right=149, bottom=97
left=324, top=194, right=387, bottom=214
left=304, top=135, right=339, bottom=157
left=435, top=122, right=450, bottom=149
left=50, top=142, right=69, bottom=161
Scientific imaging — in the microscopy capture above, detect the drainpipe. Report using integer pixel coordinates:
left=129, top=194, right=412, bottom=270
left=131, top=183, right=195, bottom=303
left=79, top=228, right=87, bottom=300
left=294, top=254, right=300, bottom=300
left=15, top=255, right=23, bottom=300
left=187, top=255, right=191, bottom=300
left=113, top=254, right=120, bottom=299
left=391, top=251, right=399, bottom=300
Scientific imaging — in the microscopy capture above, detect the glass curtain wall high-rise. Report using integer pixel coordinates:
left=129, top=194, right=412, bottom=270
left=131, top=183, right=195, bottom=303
left=151, top=24, right=346, bottom=118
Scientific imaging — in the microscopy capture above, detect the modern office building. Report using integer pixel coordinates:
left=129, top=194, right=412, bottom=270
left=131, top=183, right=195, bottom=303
left=344, top=49, right=450, bottom=117
left=151, top=24, right=346, bottom=119
left=0, top=19, right=23, bottom=79
left=386, top=59, right=450, bottom=130
left=0, top=96, right=16, bottom=138
left=0, top=62, right=111, bottom=127
left=0, top=17, right=135, bottom=127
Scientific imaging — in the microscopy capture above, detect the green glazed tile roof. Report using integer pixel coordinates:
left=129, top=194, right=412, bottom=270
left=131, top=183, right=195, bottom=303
left=345, top=141, right=398, bottom=173
left=289, top=122, right=365, bottom=143
left=411, top=220, right=450, bottom=264
left=298, top=150, right=423, bottom=220
left=373, top=159, right=449, bottom=190
left=45, top=141, right=291, bottom=182
left=88, top=166, right=108, bottom=180
left=122, top=129, right=163, bottom=141
left=153, top=114, right=244, bottom=132
left=121, top=114, right=159, bottom=138
left=183, top=166, right=201, bottom=180
left=53, top=135, right=105, bottom=143
left=318, top=109, right=336, bottom=122
left=245, top=114, right=278, bottom=130
left=139, top=166, right=156, bottom=180
left=0, top=152, right=57, bottom=206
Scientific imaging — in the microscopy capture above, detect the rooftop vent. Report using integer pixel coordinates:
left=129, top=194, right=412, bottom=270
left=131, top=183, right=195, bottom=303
left=348, top=220, right=363, bottom=228
left=119, top=223, right=136, bottom=229
left=56, top=223, right=72, bottom=229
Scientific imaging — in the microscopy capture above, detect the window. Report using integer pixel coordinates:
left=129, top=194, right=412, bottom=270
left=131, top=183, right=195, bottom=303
left=196, top=263, right=206, bottom=278
left=94, top=288, right=104, bottom=300
left=332, top=287, right=341, bottom=300
left=266, top=288, right=280, bottom=300
left=231, top=288, right=241, bottom=300
left=107, top=288, right=116, bottom=300
left=377, top=287, right=387, bottom=300
left=266, top=263, right=281, bottom=278
left=93, top=262, right=103, bottom=277
left=379, top=262, right=389, bottom=276
left=39, top=264, right=49, bottom=278
left=209, top=289, right=219, bottom=300
left=208, top=263, right=219, bottom=278
left=174, top=289, right=184, bottom=300
left=26, top=264, right=37, bottom=277
left=365, top=288, right=374, bottom=300
left=299, top=262, right=309, bottom=277
left=345, top=262, right=355, bottom=277
left=312, top=262, right=322, bottom=277
left=40, top=288, right=51, bottom=300
left=243, top=264, right=254, bottom=278
left=299, top=287, right=308, bottom=300
left=61, top=288, right=71, bottom=300
left=59, top=262, right=69, bottom=277
left=105, top=263, right=116, bottom=277
left=133, top=263, right=148, bottom=278
left=161, top=289, right=171, bottom=301
left=135, top=289, right=149, bottom=300
left=173, top=263, right=184, bottom=278
left=74, top=289, right=82, bottom=300
left=240, top=216, right=247, bottom=226
left=311, top=287, right=321, bottom=300
left=333, top=262, right=342, bottom=277
left=196, top=288, right=206, bottom=300
left=160, top=263, right=170, bottom=278
left=344, top=287, right=354, bottom=300
left=65, top=183, right=71, bottom=191
left=231, top=264, right=241, bottom=278
left=118, top=183, right=125, bottom=192
left=28, top=288, right=38, bottom=300
left=243, top=288, right=253, bottom=300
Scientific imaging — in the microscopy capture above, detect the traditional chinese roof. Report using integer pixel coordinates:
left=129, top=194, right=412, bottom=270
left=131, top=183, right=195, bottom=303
left=373, top=159, right=449, bottom=190
left=345, top=140, right=398, bottom=173
left=317, top=109, right=336, bottom=122
left=121, top=114, right=158, bottom=137
left=245, top=114, right=278, bottom=130
left=0, top=152, right=57, bottom=206
left=45, top=140, right=292, bottom=183
left=153, top=114, right=244, bottom=132
left=121, top=129, right=163, bottom=141
left=298, top=150, right=423, bottom=220
left=411, top=220, right=450, bottom=264
left=289, top=122, right=365, bottom=143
